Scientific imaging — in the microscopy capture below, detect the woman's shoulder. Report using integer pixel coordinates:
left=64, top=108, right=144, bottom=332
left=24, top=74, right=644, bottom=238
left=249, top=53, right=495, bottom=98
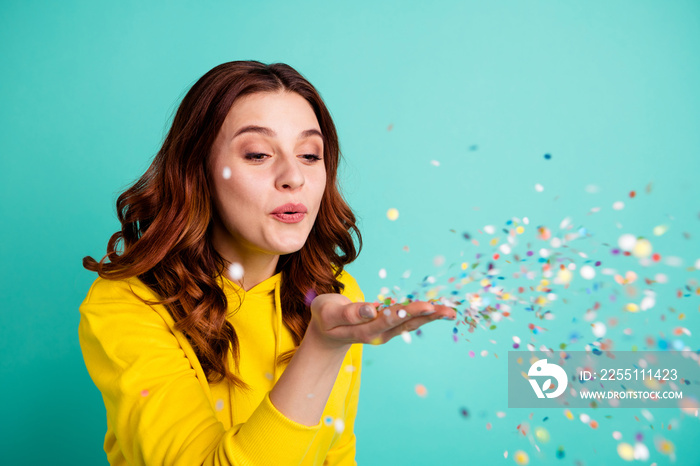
left=81, top=274, right=158, bottom=307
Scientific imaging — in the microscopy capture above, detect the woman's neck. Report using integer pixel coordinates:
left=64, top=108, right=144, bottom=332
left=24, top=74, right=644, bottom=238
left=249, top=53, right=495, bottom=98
left=226, top=254, right=280, bottom=292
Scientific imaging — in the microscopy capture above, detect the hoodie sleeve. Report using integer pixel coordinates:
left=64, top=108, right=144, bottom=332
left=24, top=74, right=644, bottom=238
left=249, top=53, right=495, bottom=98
left=324, top=270, right=365, bottom=466
left=78, top=277, right=321, bottom=466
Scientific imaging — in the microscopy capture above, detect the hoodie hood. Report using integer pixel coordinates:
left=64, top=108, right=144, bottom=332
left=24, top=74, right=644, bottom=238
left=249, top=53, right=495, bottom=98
left=220, top=271, right=284, bottom=379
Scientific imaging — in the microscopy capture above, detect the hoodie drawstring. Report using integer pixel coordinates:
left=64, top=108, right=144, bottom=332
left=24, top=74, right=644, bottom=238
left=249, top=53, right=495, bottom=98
left=273, top=279, right=282, bottom=382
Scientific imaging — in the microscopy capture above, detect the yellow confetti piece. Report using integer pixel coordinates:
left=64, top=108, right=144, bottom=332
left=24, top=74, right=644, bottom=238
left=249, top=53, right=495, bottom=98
left=625, top=303, right=639, bottom=312
left=617, top=442, right=634, bottom=461
left=535, top=427, right=550, bottom=443
left=490, top=237, right=499, bottom=246
left=502, top=293, right=511, bottom=301
left=480, top=278, right=491, bottom=288
left=461, top=262, right=468, bottom=270
left=513, top=450, right=529, bottom=465
left=516, top=226, right=525, bottom=234
left=632, top=238, right=652, bottom=258
left=369, top=337, right=383, bottom=345
left=653, top=225, right=669, bottom=236
left=657, top=439, right=675, bottom=455
left=557, top=268, right=573, bottom=284
left=386, top=208, right=399, bottom=221
left=564, top=409, right=574, bottom=420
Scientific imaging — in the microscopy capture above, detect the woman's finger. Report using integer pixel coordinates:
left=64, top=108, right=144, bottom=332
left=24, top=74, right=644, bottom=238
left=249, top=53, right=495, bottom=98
left=362, top=302, right=455, bottom=335
left=377, top=314, right=447, bottom=344
left=326, top=302, right=456, bottom=344
left=312, top=294, right=379, bottom=329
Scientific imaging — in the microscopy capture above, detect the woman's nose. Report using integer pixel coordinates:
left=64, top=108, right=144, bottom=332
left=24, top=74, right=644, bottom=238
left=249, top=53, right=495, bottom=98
left=275, top=153, right=305, bottom=190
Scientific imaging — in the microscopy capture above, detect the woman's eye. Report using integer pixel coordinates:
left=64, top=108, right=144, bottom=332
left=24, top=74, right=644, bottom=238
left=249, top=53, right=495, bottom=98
left=244, top=152, right=268, bottom=161
left=302, top=154, right=322, bottom=162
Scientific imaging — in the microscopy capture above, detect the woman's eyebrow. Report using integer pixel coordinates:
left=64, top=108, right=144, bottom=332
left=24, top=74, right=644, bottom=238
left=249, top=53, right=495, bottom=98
left=232, top=125, right=322, bottom=141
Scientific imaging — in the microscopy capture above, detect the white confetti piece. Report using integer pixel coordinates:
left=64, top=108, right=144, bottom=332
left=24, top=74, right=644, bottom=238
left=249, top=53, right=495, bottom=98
left=580, top=265, right=595, bottom=280
left=535, top=183, right=544, bottom=192
left=618, top=234, right=637, bottom=251
left=592, top=322, right=606, bottom=338
left=378, top=268, right=387, bottom=279
left=228, top=262, right=244, bottom=280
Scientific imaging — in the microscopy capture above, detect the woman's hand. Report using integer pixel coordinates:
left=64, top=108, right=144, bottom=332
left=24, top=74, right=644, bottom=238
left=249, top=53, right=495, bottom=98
left=305, top=293, right=457, bottom=351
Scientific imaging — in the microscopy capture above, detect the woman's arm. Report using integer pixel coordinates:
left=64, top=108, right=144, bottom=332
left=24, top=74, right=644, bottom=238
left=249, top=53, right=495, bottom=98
left=270, top=293, right=456, bottom=427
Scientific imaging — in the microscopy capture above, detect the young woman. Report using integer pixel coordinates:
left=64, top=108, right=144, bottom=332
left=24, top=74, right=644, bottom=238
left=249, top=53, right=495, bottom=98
left=79, top=60, right=456, bottom=466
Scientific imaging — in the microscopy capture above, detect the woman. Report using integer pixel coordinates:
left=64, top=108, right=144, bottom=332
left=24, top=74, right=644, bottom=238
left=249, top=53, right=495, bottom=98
left=79, top=60, right=456, bottom=466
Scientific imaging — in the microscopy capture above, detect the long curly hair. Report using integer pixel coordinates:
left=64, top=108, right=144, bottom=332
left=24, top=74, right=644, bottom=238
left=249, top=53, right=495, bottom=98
left=83, top=60, right=362, bottom=389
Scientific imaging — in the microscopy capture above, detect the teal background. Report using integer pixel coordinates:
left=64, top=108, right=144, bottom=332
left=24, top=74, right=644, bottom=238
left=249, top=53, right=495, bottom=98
left=1, top=1, right=699, bottom=464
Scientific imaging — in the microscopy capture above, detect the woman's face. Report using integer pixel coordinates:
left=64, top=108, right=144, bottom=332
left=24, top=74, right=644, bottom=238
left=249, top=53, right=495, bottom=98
left=208, top=91, right=327, bottom=264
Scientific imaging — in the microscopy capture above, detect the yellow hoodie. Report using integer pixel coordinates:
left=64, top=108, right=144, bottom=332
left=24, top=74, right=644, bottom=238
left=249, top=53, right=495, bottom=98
left=78, top=269, right=364, bottom=466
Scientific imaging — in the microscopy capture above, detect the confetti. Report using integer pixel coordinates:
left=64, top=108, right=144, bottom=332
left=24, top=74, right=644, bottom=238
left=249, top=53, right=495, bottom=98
left=591, top=322, right=606, bottom=338
left=379, top=268, right=387, bottom=279
left=364, top=187, right=700, bottom=462
left=634, top=443, right=649, bottom=461
left=618, top=234, right=637, bottom=251
left=401, top=331, right=411, bottom=344
left=535, top=184, right=544, bottom=192
left=655, top=437, right=675, bottom=455
left=215, top=399, right=224, bottom=411
left=580, top=265, right=596, bottom=280
left=617, top=442, right=634, bottom=461
left=222, top=166, right=232, bottom=179
left=555, top=446, right=565, bottom=459
left=228, top=262, right=244, bottom=281
left=653, top=225, right=669, bottom=236
left=632, top=238, right=652, bottom=258
left=386, top=208, right=399, bottom=221
left=430, top=160, right=440, bottom=167
left=534, top=426, right=550, bottom=443
left=334, top=418, right=345, bottom=433
left=513, top=450, right=529, bottom=465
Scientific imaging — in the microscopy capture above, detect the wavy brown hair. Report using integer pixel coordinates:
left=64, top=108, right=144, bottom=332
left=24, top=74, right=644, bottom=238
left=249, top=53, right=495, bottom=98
left=83, top=60, right=362, bottom=388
